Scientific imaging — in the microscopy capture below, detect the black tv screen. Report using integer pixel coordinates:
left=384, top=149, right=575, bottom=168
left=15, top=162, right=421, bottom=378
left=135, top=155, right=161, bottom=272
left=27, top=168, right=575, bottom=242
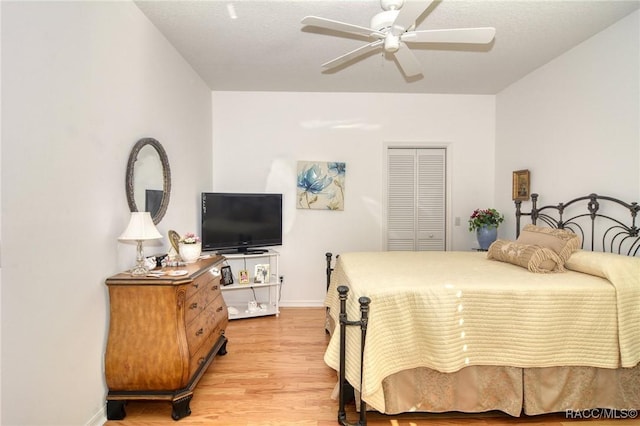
left=201, top=192, right=283, bottom=254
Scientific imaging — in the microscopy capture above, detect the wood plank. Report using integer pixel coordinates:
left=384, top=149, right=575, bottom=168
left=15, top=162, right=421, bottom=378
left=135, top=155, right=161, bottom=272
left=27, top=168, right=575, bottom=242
left=104, top=307, right=637, bottom=425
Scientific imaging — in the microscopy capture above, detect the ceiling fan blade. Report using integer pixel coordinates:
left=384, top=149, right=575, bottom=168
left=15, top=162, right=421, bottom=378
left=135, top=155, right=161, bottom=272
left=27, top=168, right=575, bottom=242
left=392, top=0, right=435, bottom=35
left=302, top=16, right=385, bottom=38
left=321, top=40, right=384, bottom=70
left=402, top=27, right=496, bottom=44
left=393, top=43, right=422, bottom=77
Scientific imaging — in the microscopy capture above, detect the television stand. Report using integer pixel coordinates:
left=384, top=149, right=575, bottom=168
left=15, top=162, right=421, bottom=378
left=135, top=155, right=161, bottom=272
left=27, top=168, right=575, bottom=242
left=220, top=250, right=280, bottom=320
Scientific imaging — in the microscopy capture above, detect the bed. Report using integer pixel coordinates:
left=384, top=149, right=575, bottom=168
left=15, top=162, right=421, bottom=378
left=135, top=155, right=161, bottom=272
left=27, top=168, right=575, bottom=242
left=324, top=193, right=640, bottom=424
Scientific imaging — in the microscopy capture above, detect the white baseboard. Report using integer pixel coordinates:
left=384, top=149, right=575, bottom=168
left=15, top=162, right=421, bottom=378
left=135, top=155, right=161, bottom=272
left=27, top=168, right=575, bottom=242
left=86, top=404, right=107, bottom=426
left=278, top=300, right=324, bottom=308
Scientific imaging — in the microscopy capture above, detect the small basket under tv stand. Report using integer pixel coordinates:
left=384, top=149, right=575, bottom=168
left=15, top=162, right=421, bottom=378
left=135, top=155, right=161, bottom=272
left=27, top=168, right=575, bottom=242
left=220, top=249, right=280, bottom=320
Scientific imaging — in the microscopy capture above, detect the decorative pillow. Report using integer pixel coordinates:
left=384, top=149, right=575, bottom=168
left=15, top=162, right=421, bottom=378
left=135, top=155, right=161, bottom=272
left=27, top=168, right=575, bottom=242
left=487, top=239, right=565, bottom=273
left=516, top=224, right=581, bottom=264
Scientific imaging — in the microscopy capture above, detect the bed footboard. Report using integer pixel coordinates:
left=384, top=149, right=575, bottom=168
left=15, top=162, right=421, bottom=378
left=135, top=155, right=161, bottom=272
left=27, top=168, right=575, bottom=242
left=337, top=285, right=370, bottom=426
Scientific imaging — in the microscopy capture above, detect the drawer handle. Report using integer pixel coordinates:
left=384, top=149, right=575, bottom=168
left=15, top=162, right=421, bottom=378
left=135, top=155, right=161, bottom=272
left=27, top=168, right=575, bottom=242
left=196, top=328, right=204, bottom=336
left=216, top=306, right=224, bottom=313
left=189, top=302, right=198, bottom=310
left=192, top=283, right=200, bottom=289
left=212, top=285, right=219, bottom=291
left=198, top=357, right=206, bottom=365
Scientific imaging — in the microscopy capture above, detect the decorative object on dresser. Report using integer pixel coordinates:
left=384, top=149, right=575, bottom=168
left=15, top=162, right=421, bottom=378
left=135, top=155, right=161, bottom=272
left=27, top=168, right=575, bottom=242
left=168, top=229, right=181, bottom=252
left=179, top=232, right=202, bottom=263
left=104, top=256, right=228, bottom=421
left=166, top=229, right=181, bottom=264
left=118, top=211, right=163, bottom=276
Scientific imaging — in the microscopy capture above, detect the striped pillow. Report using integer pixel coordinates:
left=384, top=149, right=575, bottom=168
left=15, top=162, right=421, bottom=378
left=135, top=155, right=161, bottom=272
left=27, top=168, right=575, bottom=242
left=487, top=239, right=565, bottom=273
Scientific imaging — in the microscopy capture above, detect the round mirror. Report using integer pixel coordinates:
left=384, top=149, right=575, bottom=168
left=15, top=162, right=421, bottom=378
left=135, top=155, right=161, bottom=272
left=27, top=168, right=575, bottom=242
left=125, top=138, right=171, bottom=225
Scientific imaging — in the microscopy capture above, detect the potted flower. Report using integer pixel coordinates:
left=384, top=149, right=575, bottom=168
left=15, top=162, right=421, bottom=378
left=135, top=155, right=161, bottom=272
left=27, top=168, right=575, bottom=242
left=468, top=208, right=504, bottom=250
left=179, top=232, right=202, bottom=264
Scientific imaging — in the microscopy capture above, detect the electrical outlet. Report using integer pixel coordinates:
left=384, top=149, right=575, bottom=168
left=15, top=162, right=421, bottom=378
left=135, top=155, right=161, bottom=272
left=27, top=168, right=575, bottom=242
left=455, top=217, right=461, bottom=226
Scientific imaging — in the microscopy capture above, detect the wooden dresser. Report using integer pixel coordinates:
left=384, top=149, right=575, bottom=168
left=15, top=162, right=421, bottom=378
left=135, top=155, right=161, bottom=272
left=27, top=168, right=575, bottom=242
left=104, top=256, right=228, bottom=420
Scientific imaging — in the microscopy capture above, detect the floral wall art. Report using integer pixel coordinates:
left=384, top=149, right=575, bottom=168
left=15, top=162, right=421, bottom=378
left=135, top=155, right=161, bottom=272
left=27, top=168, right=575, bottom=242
left=296, top=161, right=346, bottom=210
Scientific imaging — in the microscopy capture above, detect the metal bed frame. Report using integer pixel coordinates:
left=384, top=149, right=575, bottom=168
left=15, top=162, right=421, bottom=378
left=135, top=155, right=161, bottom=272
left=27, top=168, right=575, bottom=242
left=326, top=193, right=640, bottom=425
left=516, top=193, right=639, bottom=255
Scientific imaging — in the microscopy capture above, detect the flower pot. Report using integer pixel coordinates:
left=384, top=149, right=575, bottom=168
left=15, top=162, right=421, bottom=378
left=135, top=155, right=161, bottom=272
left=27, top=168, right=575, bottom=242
left=476, top=226, right=498, bottom=250
left=179, top=242, right=201, bottom=264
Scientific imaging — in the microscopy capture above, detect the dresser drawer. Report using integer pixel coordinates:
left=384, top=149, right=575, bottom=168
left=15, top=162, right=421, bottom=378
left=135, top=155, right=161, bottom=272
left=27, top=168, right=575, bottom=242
left=186, top=294, right=227, bottom=356
left=184, top=272, right=221, bottom=325
left=184, top=267, right=220, bottom=301
left=188, top=324, right=226, bottom=378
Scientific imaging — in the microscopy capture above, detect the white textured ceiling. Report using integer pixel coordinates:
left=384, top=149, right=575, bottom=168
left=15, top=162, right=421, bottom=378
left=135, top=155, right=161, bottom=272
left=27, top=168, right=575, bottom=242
left=135, top=0, right=640, bottom=94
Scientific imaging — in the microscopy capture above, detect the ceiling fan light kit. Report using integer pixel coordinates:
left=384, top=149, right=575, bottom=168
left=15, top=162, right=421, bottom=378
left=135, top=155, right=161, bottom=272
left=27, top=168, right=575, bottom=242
left=302, top=0, right=496, bottom=79
left=384, top=34, right=400, bottom=53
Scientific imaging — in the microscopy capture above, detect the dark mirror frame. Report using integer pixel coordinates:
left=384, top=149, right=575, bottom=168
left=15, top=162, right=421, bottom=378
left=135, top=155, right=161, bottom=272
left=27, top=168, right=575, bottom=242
left=125, top=137, right=171, bottom=225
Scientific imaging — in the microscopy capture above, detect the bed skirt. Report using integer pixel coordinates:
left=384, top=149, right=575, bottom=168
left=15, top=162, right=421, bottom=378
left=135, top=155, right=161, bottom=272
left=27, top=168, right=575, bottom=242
left=373, top=364, right=640, bottom=416
left=326, top=312, right=640, bottom=416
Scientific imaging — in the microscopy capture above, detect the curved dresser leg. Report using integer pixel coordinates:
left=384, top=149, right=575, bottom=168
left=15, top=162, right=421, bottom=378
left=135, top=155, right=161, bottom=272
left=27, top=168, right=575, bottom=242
left=171, top=395, right=193, bottom=421
left=218, top=338, right=228, bottom=356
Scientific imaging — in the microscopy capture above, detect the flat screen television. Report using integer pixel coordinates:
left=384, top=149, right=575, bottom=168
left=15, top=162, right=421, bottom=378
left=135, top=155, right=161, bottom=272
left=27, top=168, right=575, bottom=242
left=201, top=192, right=283, bottom=254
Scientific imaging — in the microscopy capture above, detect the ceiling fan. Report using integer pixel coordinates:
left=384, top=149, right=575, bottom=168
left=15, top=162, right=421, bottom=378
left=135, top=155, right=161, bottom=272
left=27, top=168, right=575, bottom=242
left=301, top=0, right=496, bottom=78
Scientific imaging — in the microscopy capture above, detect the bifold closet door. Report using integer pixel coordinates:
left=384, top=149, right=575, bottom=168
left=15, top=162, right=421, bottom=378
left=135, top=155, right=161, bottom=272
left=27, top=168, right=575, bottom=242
left=387, top=148, right=446, bottom=251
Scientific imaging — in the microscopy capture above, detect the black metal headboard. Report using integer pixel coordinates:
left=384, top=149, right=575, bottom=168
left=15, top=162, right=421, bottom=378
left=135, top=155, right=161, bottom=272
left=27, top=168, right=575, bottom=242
left=515, top=193, right=640, bottom=256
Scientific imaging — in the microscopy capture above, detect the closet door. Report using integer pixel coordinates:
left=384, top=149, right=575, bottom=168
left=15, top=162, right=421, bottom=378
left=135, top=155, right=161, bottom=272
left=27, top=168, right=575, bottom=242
left=387, top=148, right=446, bottom=251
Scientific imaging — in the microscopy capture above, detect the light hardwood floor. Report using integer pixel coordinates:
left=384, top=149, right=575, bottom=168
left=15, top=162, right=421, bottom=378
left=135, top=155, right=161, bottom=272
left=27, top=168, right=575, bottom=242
left=105, top=308, right=637, bottom=425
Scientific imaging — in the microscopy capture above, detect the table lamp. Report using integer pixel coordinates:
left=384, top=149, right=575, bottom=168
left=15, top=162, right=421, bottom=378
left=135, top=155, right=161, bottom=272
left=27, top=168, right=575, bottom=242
left=119, top=212, right=162, bottom=276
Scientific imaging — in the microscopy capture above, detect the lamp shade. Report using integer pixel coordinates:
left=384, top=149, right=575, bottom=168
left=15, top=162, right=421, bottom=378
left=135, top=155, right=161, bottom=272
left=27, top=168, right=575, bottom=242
left=119, top=212, right=162, bottom=241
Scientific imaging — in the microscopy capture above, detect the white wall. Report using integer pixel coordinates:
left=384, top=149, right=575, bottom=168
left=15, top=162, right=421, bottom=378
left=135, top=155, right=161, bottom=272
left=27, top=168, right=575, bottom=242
left=495, top=11, right=640, bottom=239
left=212, top=92, right=495, bottom=306
left=1, top=2, right=212, bottom=425
left=2, top=2, right=636, bottom=423
left=0, top=2, right=3, bottom=421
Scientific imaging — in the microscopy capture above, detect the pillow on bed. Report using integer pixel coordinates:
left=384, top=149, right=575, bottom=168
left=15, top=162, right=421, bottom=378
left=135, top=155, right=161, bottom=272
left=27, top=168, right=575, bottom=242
left=565, top=249, right=640, bottom=286
left=487, top=239, right=565, bottom=273
left=516, top=224, right=580, bottom=264
left=564, top=250, right=611, bottom=278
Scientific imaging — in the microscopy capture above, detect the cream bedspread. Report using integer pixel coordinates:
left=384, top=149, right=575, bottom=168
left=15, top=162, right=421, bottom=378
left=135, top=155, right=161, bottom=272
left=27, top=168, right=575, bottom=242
left=323, top=251, right=640, bottom=413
